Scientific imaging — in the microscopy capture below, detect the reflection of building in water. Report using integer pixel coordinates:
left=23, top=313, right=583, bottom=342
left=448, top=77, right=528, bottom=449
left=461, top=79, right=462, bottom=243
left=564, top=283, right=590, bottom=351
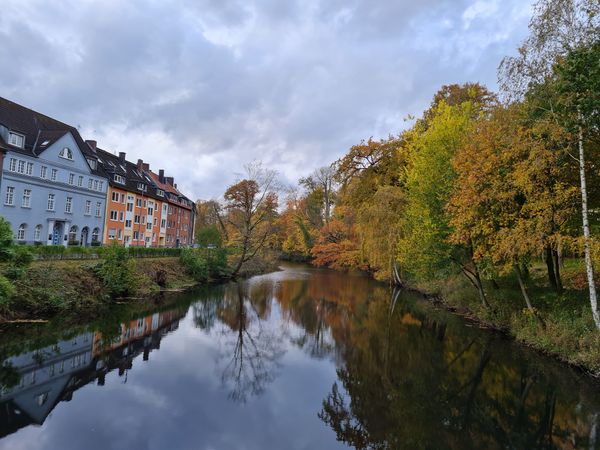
left=0, top=308, right=184, bottom=438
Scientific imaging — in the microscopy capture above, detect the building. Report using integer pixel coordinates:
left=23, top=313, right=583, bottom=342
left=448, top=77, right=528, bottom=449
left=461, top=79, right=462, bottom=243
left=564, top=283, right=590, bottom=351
left=0, top=97, right=108, bottom=245
left=95, top=150, right=167, bottom=247
left=145, top=166, right=195, bottom=247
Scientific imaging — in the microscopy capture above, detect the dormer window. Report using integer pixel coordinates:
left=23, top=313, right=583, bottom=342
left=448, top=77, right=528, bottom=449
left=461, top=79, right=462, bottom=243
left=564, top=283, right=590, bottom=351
left=156, top=189, right=164, bottom=197
left=59, top=147, right=73, bottom=160
left=8, top=132, right=25, bottom=148
left=114, top=174, right=126, bottom=184
left=137, top=183, right=146, bottom=191
left=87, top=158, right=97, bottom=170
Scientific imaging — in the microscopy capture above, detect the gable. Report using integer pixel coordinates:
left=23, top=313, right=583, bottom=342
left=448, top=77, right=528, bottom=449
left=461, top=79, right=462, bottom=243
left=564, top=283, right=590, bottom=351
left=37, top=132, right=94, bottom=174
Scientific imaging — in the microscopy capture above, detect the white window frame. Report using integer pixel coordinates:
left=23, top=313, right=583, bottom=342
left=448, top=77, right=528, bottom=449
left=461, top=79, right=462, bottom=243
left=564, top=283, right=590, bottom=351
left=85, top=200, right=91, bottom=215
left=5, top=186, right=15, bottom=205
left=47, top=193, right=55, bottom=211
left=40, top=166, right=47, bottom=179
left=65, top=197, right=73, bottom=213
left=51, top=169, right=58, bottom=181
left=59, top=147, right=73, bottom=160
left=22, top=189, right=31, bottom=208
left=8, top=132, right=25, bottom=148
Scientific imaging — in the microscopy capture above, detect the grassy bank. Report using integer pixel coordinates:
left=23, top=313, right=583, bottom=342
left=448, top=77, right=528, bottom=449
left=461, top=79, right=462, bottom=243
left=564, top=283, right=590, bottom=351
left=409, top=259, right=600, bottom=376
left=2, top=256, right=198, bottom=322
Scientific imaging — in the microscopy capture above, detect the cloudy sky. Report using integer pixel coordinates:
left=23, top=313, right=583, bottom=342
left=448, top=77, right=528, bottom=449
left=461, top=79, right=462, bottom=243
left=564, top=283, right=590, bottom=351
left=0, top=0, right=532, bottom=200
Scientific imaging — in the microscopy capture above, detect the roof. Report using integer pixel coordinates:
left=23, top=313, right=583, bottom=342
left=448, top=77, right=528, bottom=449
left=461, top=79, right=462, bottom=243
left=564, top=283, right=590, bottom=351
left=0, top=97, right=107, bottom=178
left=146, top=170, right=193, bottom=210
left=95, top=148, right=164, bottom=201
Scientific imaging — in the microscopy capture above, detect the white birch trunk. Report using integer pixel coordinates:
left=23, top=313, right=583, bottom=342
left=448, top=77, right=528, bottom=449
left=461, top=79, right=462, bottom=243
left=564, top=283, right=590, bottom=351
left=578, top=116, right=600, bottom=330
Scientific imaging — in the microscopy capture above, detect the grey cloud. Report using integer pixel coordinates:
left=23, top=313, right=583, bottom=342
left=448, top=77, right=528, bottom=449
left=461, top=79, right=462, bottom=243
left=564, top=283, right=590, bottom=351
left=0, top=0, right=532, bottom=199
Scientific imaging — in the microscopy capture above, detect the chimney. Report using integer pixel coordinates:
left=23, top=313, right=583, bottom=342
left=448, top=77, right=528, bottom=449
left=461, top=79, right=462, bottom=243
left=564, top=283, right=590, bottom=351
left=119, top=152, right=126, bottom=162
left=142, top=163, right=150, bottom=171
left=174, top=183, right=177, bottom=189
left=159, top=169, right=165, bottom=183
left=166, top=176, right=174, bottom=186
left=86, top=140, right=97, bottom=152
left=137, top=159, right=143, bottom=170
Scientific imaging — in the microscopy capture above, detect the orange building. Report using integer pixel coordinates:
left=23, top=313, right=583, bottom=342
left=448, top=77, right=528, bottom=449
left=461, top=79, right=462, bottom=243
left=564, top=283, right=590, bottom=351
left=96, top=150, right=168, bottom=247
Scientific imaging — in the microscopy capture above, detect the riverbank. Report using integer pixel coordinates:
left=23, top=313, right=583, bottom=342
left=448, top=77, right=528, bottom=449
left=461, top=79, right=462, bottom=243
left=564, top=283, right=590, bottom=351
left=404, top=260, right=600, bottom=378
left=1, top=257, right=199, bottom=322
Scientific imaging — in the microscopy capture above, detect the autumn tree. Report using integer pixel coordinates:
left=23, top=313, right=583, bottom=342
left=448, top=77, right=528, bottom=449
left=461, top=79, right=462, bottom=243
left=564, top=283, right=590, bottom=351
left=299, top=165, right=337, bottom=226
left=223, top=165, right=279, bottom=277
left=397, top=98, right=491, bottom=306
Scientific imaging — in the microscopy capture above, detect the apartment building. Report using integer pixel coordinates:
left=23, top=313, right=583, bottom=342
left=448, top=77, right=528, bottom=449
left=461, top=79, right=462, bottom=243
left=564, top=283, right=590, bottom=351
left=0, top=97, right=108, bottom=245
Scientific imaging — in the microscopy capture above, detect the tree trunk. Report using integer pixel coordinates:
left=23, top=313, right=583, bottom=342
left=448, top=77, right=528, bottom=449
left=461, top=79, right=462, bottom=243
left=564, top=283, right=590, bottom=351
left=545, top=245, right=558, bottom=291
left=473, top=263, right=489, bottom=309
left=552, top=249, right=563, bottom=294
left=515, top=264, right=535, bottom=313
left=577, top=117, right=600, bottom=330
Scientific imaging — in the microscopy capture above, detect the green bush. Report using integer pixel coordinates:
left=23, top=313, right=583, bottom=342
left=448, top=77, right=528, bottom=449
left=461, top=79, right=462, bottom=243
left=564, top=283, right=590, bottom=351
left=180, top=248, right=209, bottom=282
left=95, top=243, right=138, bottom=298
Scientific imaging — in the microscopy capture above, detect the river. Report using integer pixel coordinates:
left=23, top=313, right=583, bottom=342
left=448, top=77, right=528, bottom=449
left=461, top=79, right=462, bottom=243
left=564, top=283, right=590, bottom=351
left=0, top=263, right=599, bottom=449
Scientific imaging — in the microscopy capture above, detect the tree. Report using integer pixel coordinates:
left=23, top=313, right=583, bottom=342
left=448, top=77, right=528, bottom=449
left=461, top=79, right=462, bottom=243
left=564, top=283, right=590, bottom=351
left=398, top=98, right=490, bottom=306
left=299, top=166, right=337, bottom=225
left=223, top=164, right=279, bottom=277
left=554, top=40, right=600, bottom=327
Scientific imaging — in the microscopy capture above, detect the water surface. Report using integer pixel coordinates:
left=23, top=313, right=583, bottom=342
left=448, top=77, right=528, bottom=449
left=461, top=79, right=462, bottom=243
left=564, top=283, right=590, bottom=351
left=0, top=263, right=599, bottom=449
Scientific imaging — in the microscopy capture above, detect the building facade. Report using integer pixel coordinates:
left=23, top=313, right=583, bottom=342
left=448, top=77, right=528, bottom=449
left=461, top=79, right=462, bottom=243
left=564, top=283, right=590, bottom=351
left=0, top=98, right=108, bottom=245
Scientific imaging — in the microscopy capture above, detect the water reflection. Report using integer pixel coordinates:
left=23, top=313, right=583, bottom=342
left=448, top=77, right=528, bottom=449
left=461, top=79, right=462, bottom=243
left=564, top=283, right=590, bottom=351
left=0, top=308, right=186, bottom=439
left=0, top=264, right=599, bottom=449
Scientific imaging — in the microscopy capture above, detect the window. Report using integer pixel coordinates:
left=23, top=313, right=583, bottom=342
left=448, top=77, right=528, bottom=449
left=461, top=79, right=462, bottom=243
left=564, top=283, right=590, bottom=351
left=78, top=176, right=83, bottom=187
left=118, top=229, right=122, bottom=239
left=68, top=173, right=75, bottom=185
left=47, top=193, right=55, bottom=211
left=153, top=218, right=157, bottom=226
left=133, top=231, right=139, bottom=240
left=108, top=228, right=116, bottom=239
left=17, top=160, right=25, bottom=174
left=126, top=203, right=133, bottom=212
left=161, top=219, right=166, bottom=228
left=88, top=179, right=93, bottom=189
left=8, top=132, right=24, bottom=148
left=141, top=216, right=146, bottom=225
left=93, top=180, right=98, bottom=191
left=87, top=158, right=97, bottom=170
left=59, top=147, right=73, bottom=160
left=40, top=166, right=47, bottom=178
left=92, top=228, right=99, bottom=242
left=134, top=215, right=140, bottom=224
left=98, top=181, right=103, bottom=191
left=114, top=174, right=125, bottom=184
left=125, top=220, right=132, bottom=228
left=17, top=224, right=26, bottom=241
left=148, top=205, right=154, bottom=215
left=85, top=200, right=91, bottom=215
left=146, top=223, right=152, bottom=231
left=34, top=225, right=42, bottom=242
left=51, top=169, right=58, bottom=181
left=95, top=202, right=102, bottom=217
left=5, top=186, right=14, bottom=205
left=22, top=189, right=31, bottom=208
left=137, top=183, right=146, bottom=191
left=156, top=189, right=164, bottom=197
left=8, top=158, right=16, bottom=172
left=110, top=210, right=118, bottom=221
left=112, top=192, right=119, bottom=202
left=65, top=197, right=73, bottom=213
left=68, top=226, right=77, bottom=243
left=119, top=211, right=124, bottom=221
left=26, top=162, right=33, bottom=176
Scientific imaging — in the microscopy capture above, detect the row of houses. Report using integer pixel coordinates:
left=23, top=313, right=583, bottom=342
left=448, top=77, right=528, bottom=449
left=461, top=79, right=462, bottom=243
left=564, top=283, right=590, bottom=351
left=0, top=97, right=195, bottom=247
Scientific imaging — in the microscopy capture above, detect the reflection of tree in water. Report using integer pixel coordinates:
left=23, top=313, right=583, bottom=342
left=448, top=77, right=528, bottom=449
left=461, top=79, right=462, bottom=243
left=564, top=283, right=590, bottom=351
left=193, top=280, right=285, bottom=403
left=318, top=289, right=600, bottom=449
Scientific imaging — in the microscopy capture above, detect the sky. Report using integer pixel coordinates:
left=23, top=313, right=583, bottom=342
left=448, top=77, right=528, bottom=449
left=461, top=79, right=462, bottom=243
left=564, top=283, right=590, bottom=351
left=0, top=0, right=533, bottom=200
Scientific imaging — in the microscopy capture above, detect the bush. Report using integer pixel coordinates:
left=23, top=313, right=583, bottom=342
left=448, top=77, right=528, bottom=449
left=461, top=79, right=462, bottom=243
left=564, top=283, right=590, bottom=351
left=95, top=243, right=138, bottom=298
left=180, top=248, right=209, bottom=282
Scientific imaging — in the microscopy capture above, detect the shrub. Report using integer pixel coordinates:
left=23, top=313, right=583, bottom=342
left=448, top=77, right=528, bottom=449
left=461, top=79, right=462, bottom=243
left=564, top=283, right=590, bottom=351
left=180, top=248, right=209, bottom=282
left=95, top=243, right=138, bottom=298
